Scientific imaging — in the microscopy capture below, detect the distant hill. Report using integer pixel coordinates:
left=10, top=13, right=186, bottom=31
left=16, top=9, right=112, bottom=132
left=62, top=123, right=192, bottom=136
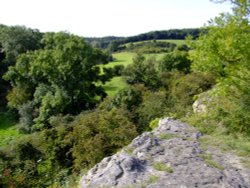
left=84, top=28, right=201, bottom=49
left=84, top=36, right=123, bottom=49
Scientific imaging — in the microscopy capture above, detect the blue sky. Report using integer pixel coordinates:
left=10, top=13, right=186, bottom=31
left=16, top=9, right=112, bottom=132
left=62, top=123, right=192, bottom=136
left=0, top=0, right=232, bottom=37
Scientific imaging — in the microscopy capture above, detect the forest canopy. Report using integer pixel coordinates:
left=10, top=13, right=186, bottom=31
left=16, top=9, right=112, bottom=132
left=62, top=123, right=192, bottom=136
left=4, top=32, right=111, bottom=131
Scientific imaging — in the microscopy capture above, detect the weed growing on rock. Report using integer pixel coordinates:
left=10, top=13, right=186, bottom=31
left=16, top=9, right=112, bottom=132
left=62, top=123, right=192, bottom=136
left=147, top=175, right=160, bottom=184
left=159, top=133, right=179, bottom=140
left=199, top=153, right=224, bottom=171
left=153, top=162, right=174, bottom=173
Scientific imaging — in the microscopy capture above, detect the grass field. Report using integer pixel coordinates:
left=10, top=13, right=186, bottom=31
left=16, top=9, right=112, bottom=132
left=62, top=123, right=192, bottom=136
left=105, top=52, right=166, bottom=68
left=104, top=52, right=135, bottom=68
left=123, top=39, right=186, bottom=47
left=0, top=111, right=21, bottom=147
left=103, top=77, right=128, bottom=96
left=155, top=39, right=186, bottom=45
left=102, top=52, right=165, bottom=96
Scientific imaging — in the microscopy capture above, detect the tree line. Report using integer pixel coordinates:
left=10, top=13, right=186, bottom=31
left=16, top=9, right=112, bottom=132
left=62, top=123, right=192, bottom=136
left=85, top=28, right=201, bottom=49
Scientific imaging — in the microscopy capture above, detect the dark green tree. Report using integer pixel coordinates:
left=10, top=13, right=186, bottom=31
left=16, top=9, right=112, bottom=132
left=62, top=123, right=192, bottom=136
left=0, top=25, right=43, bottom=107
left=70, top=108, right=137, bottom=171
left=122, top=54, right=160, bottom=89
left=0, top=24, right=43, bottom=64
left=159, top=50, right=191, bottom=73
left=4, top=32, right=110, bottom=130
left=0, top=46, right=9, bottom=106
left=189, top=0, right=250, bottom=134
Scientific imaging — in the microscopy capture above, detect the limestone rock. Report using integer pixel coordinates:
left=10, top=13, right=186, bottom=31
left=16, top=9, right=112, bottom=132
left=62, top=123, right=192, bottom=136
left=192, top=92, right=212, bottom=114
left=80, top=118, right=250, bottom=188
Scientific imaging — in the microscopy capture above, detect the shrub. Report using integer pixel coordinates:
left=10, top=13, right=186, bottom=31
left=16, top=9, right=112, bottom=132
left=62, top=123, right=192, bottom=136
left=112, top=65, right=124, bottom=76
left=171, top=72, right=215, bottom=106
left=18, top=101, right=34, bottom=133
left=149, top=118, right=160, bottom=130
left=159, top=50, right=191, bottom=73
left=70, top=108, right=137, bottom=171
left=122, top=54, right=160, bottom=89
left=112, top=85, right=144, bottom=111
left=138, top=91, right=168, bottom=132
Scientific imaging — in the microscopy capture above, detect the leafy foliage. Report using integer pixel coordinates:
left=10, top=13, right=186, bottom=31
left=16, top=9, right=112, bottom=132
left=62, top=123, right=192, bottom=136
left=4, top=32, right=110, bottom=130
left=188, top=0, right=250, bottom=135
left=0, top=107, right=137, bottom=187
left=85, top=28, right=200, bottom=49
left=159, top=50, right=191, bottom=73
left=125, top=41, right=177, bottom=53
left=137, top=91, right=169, bottom=131
left=122, top=54, right=160, bottom=89
left=0, top=24, right=43, bottom=64
left=112, top=86, right=143, bottom=111
left=70, top=108, right=137, bottom=171
left=171, top=72, right=215, bottom=106
left=0, top=25, right=43, bottom=107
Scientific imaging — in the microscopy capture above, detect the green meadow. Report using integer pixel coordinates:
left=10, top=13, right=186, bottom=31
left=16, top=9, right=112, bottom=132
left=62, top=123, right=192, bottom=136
left=106, top=52, right=166, bottom=68
left=123, top=39, right=185, bottom=47
left=0, top=111, right=21, bottom=147
left=104, top=52, right=135, bottom=68
left=103, top=77, right=128, bottom=96
left=155, top=39, right=185, bottom=45
left=102, top=52, right=166, bottom=96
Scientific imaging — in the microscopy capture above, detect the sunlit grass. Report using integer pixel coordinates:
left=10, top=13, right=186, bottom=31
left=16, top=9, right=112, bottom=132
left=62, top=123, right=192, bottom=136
left=103, top=77, right=128, bottom=96
left=156, top=39, right=185, bottom=45
left=123, top=39, right=185, bottom=47
left=0, top=111, right=21, bottom=147
left=104, top=52, right=166, bottom=69
left=102, top=52, right=165, bottom=96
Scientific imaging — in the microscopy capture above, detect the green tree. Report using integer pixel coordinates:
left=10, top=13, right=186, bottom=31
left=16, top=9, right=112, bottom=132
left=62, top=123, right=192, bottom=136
left=0, top=24, right=43, bottom=64
left=4, top=32, right=110, bottom=130
left=107, top=40, right=119, bottom=52
left=112, top=86, right=143, bottom=111
left=189, top=0, right=250, bottom=134
left=171, top=72, right=215, bottom=106
left=0, top=25, right=43, bottom=107
left=70, top=108, right=137, bottom=171
left=190, top=0, right=250, bottom=78
left=211, top=0, right=250, bottom=18
left=137, top=90, right=168, bottom=132
left=0, top=46, right=9, bottom=106
left=122, top=54, right=160, bottom=89
left=159, top=50, right=191, bottom=73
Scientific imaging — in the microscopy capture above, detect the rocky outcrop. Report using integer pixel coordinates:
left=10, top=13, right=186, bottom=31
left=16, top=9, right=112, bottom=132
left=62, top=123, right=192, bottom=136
left=192, top=92, right=212, bottom=114
left=80, top=118, right=250, bottom=188
left=192, top=99, right=207, bottom=114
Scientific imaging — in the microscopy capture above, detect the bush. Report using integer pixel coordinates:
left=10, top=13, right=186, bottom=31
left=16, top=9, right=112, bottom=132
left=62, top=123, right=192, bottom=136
left=171, top=72, right=215, bottom=106
left=70, top=108, right=137, bottom=171
left=122, top=54, right=160, bottom=89
left=149, top=118, right=160, bottom=130
left=159, top=50, right=191, bottom=73
left=112, top=65, right=124, bottom=76
left=137, top=91, right=169, bottom=132
left=112, top=86, right=144, bottom=111
left=18, top=101, right=34, bottom=133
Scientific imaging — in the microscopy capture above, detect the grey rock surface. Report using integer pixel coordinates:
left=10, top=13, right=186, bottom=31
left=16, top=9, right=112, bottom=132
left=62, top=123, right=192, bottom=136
left=192, top=92, right=212, bottom=114
left=80, top=118, right=250, bottom=188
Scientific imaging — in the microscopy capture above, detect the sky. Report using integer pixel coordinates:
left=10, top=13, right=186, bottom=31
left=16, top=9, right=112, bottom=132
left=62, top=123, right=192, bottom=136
left=0, top=0, right=232, bottom=37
